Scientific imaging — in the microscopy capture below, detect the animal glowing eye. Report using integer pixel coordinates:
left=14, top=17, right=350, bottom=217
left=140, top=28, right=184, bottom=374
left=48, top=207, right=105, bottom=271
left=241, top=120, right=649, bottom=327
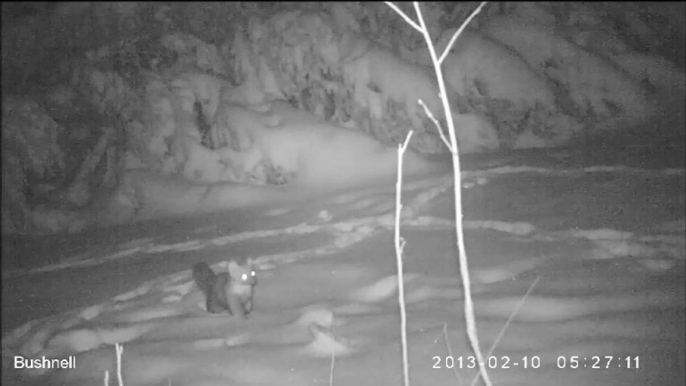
left=241, top=274, right=248, bottom=280
left=251, top=271, right=256, bottom=277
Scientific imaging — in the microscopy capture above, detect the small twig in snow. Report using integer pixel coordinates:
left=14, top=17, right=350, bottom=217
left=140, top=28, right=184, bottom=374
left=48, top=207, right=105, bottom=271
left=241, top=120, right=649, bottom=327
left=470, top=276, right=541, bottom=386
left=329, top=326, right=336, bottom=386
left=115, top=343, right=124, bottom=386
left=442, top=323, right=463, bottom=382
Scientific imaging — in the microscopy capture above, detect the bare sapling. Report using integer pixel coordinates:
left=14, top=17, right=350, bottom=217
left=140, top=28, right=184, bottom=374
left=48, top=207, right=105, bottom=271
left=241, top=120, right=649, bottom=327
left=386, top=2, right=492, bottom=385
left=394, top=130, right=414, bottom=386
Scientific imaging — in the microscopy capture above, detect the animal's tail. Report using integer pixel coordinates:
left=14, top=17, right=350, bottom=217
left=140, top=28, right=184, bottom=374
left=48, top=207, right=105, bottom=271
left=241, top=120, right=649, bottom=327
left=192, top=262, right=216, bottom=297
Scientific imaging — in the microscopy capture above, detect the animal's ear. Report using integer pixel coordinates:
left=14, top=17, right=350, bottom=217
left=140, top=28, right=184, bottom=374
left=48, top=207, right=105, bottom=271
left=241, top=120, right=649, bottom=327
left=227, top=260, right=239, bottom=276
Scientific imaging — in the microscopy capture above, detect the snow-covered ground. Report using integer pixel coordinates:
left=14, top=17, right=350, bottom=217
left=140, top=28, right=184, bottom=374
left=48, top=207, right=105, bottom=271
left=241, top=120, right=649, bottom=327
left=2, top=121, right=684, bottom=386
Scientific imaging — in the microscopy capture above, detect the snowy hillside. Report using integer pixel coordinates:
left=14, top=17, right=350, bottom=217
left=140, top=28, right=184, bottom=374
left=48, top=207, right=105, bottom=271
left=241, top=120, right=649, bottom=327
left=2, top=2, right=684, bottom=234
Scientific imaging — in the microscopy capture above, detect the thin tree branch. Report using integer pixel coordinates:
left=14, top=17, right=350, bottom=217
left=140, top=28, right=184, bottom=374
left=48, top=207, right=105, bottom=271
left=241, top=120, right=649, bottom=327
left=438, top=2, right=488, bottom=65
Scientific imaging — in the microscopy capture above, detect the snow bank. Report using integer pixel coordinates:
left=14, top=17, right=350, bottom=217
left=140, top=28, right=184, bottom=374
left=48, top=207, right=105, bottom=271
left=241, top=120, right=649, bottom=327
left=214, top=101, right=450, bottom=190
left=483, top=16, right=656, bottom=121
left=442, top=30, right=557, bottom=113
left=342, top=43, right=500, bottom=154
